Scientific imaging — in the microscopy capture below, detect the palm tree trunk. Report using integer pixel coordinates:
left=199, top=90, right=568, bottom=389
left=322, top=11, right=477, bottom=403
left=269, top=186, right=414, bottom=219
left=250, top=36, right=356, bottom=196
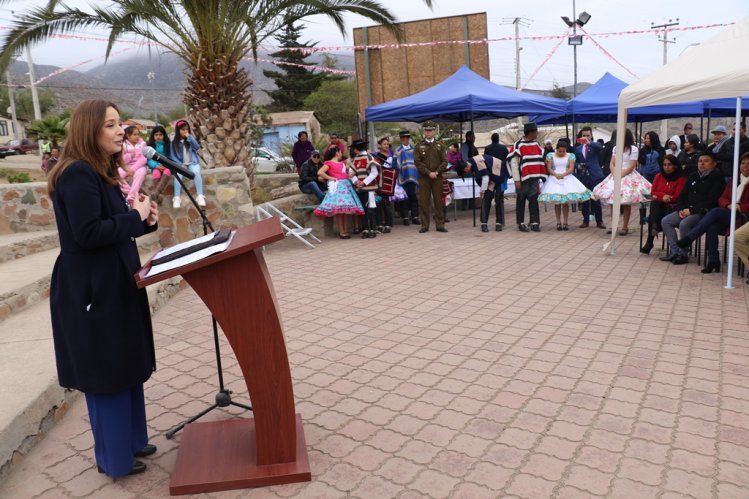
left=183, top=59, right=257, bottom=187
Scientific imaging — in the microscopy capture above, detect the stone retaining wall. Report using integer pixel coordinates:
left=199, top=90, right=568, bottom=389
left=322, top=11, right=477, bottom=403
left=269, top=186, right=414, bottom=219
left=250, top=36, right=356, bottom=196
left=0, top=167, right=256, bottom=245
left=0, top=183, right=55, bottom=234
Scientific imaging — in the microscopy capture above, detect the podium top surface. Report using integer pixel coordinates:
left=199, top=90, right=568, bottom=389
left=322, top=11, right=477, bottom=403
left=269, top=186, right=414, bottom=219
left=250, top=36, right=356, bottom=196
left=134, top=217, right=285, bottom=288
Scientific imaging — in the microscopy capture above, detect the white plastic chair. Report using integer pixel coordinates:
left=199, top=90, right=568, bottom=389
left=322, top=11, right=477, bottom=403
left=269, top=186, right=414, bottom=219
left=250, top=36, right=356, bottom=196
left=256, top=203, right=321, bottom=249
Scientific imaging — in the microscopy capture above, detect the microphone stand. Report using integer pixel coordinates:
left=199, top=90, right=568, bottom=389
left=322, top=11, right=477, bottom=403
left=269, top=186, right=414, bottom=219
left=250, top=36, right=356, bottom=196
left=164, top=171, right=252, bottom=439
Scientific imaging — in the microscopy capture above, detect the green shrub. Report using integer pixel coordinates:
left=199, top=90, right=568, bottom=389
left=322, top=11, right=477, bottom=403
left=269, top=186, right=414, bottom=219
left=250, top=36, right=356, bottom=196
left=8, top=172, right=32, bottom=183
left=252, top=185, right=271, bottom=204
left=0, top=167, right=12, bottom=179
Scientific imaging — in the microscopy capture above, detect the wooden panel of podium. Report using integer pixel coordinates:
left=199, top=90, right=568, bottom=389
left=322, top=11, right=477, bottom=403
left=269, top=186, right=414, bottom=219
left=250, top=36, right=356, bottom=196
left=135, top=218, right=311, bottom=495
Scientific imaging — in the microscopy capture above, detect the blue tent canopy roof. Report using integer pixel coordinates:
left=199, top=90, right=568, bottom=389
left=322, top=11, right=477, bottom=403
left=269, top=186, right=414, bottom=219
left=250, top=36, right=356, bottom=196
left=530, top=72, right=706, bottom=124
left=364, top=66, right=566, bottom=123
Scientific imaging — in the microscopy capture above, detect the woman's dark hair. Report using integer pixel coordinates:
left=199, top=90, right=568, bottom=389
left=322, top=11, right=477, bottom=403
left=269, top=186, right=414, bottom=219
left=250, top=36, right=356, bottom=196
left=450, top=142, right=460, bottom=149
left=123, top=125, right=138, bottom=137
left=148, top=125, right=171, bottom=152
left=323, top=146, right=339, bottom=162
left=662, top=154, right=684, bottom=179
left=611, top=129, right=635, bottom=153
left=644, top=131, right=662, bottom=149
left=663, top=154, right=681, bottom=169
left=174, top=120, right=191, bottom=141
left=377, top=136, right=390, bottom=145
left=297, top=130, right=308, bottom=139
left=48, top=100, right=123, bottom=195
left=556, top=138, right=570, bottom=150
left=741, top=152, right=749, bottom=163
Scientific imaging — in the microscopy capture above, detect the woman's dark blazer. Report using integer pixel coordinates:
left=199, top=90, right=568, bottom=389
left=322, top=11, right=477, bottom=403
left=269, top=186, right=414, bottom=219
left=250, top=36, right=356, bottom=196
left=50, top=161, right=157, bottom=394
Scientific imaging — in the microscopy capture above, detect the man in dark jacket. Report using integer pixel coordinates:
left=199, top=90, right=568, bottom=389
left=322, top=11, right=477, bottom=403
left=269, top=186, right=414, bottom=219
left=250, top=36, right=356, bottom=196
left=297, top=150, right=325, bottom=201
left=574, top=126, right=606, bottom=229
left=659, top=152, right=726, bottom=264
left=678, top=134, right=702, bottom=176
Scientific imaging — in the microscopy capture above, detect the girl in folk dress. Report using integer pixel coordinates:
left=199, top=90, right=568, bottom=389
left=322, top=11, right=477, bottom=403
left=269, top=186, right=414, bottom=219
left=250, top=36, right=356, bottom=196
left=538, top=138, right=592, bottom=230
left=313, top=146, right=364, bottom=239
left=592, top=128, right=652, bottom=235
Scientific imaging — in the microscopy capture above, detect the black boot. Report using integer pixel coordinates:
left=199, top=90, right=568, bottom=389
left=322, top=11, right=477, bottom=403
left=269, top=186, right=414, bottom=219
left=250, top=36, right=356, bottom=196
left=367, top=208, right=377, bottom=238
left=640, top=234, right=655, bottom=254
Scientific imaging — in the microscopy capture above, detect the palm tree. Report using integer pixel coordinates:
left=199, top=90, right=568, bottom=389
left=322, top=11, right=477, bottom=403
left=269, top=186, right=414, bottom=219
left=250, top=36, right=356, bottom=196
left=0, top=0, right=432, bottom=187
left=25, top=115, right=69, bottom=147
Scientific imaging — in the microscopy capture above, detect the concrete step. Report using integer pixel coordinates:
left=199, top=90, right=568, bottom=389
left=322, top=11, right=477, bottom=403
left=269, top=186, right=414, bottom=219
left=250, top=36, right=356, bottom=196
left=0, top=232, right=166, bottom=323
left=0, top=244, right=185, bottom=477
left=0, top=299, right=74, bottom=478
left=0, top=248, right=57, bottom=323
left=0, top=230, right=59, bottom=265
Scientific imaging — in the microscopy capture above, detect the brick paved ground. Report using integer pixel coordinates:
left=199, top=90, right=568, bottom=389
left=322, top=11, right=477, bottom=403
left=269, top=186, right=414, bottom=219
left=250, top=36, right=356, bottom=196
left=2, top=208, right=749, bottom=498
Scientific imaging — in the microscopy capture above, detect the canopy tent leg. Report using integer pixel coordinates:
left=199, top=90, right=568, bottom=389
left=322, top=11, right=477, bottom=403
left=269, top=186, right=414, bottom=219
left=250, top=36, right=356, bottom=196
left=725, top=96, right=742, bottom=289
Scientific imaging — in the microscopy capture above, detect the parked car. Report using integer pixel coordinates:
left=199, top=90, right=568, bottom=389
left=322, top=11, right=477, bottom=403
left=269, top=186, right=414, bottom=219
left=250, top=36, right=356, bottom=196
left=0, top=139, right=39, bottom=155
left=252, top=147, right=294, bottom=173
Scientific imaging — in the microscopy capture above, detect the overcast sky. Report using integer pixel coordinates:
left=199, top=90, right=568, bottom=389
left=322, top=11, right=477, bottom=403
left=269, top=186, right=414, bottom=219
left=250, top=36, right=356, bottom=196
left=2, top=0, right=747, bottom=91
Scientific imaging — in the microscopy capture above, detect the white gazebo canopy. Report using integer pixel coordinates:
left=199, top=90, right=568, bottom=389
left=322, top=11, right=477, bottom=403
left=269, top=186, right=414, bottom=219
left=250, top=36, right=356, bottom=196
left=610, top=16, right=749, bottom=287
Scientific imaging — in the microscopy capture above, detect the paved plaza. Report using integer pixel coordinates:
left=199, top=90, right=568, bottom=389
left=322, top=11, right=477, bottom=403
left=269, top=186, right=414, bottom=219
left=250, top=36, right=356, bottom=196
left=2, top=210, right=749, bottom=498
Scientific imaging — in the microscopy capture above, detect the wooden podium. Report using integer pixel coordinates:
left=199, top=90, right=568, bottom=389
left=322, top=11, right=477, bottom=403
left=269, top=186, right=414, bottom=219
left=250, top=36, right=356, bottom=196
left=135, top=218, right=311, bottom=495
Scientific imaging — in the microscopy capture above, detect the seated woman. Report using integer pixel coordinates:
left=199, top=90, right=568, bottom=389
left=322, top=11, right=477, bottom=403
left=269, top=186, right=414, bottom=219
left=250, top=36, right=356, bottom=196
left=676, top=152, right=749, bottom=273
left=641, top=154, right=687, bottom=254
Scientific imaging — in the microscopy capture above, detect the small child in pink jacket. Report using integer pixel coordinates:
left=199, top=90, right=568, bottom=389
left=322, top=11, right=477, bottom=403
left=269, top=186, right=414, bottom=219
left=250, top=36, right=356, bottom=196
left=119, top=126, right=148, bottom=206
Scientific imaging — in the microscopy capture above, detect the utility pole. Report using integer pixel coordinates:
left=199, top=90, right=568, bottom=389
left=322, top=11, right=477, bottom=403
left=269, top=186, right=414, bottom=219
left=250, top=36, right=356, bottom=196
left=25, top=46, right=44, bottom=153
left=502, top=17, right=531, bottom=128
left=6, top=71, right=20, bottom=140
left=502, top=17, right=531, bottom=91
left=25, top=46, right=42, bottom=122
left=651, top=18, right=679, bottom=142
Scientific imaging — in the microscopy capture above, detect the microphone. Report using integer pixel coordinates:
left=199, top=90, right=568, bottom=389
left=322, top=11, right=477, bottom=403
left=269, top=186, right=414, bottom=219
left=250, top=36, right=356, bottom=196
left=142, top=146, right=195, bottom=179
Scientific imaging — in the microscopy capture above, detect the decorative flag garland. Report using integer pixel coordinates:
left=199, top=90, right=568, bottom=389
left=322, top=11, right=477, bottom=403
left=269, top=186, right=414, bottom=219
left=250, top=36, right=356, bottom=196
left=578, top=26, right=638, bottom=79
left=0, top=21, right=728, bottom=87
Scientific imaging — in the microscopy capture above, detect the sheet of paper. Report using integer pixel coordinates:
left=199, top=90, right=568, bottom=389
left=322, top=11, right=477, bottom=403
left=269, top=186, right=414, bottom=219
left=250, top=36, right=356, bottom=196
left=146, top=231, right=235, bottom=278
left=151, top=231, right=218, bottom=260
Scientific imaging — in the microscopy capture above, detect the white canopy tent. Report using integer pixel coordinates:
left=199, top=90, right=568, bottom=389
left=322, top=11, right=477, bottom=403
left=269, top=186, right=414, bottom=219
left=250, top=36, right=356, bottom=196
left=610, top=16, right=749, bottom=288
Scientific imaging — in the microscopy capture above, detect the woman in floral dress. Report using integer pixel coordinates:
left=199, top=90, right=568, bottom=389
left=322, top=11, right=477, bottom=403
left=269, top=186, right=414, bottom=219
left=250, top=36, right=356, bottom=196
left=592, top=128, right=652, bottom=235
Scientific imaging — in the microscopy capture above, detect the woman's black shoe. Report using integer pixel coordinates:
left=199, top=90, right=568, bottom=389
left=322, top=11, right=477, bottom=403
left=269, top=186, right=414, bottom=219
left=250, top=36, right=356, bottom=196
left=135, top=444, right=157, bottom=458
left=97, top=460, right=147, bottom=476
left=481, top=224, right=489, bottom=232
left=640, top=239, right=654, bottom=254
left=701, top=261, right=721, bottom=274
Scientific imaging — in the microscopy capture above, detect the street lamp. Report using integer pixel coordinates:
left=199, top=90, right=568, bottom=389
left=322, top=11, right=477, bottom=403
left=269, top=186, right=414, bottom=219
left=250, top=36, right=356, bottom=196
left=561, top=3, right=591, bottom=138
left=561, top=8, right=592, bottom=98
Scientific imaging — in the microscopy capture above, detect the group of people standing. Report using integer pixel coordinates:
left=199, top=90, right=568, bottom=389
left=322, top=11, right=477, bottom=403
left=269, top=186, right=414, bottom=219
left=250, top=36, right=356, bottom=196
left=297, top=122, right=449, bottom=238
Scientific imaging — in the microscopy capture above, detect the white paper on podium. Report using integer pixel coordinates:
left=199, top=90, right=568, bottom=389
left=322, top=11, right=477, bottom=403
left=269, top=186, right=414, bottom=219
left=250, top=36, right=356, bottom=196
left=146, top=231, right=236, bottom=278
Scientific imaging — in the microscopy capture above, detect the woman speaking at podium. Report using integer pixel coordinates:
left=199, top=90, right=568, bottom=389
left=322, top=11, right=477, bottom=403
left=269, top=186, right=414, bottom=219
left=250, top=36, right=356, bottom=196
left=47, top=100, right=159, bottom=478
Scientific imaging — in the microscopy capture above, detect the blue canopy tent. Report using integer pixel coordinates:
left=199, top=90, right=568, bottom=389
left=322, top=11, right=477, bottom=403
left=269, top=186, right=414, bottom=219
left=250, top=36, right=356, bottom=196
left=364, top=65, right=566, bottom=123
left=529, top=72, right=705, bottom=125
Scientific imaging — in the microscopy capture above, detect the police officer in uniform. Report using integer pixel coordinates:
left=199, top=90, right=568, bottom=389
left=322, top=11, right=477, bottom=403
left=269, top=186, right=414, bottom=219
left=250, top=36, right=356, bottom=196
left=414, top=121, right=448, bottom=233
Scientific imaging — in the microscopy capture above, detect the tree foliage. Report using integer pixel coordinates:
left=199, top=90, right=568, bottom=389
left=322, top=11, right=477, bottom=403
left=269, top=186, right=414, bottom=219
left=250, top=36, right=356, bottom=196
left=303, top=79, right=358, bottom=136
left=0, top=0, right=432, bottom=187
left=25, top=114, right=69, bottom=145
left=550, top=83, right=570, bottom=100
left=0, top=87, right=55, bottom=121
left=263, top=19, right=340, bottom=112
